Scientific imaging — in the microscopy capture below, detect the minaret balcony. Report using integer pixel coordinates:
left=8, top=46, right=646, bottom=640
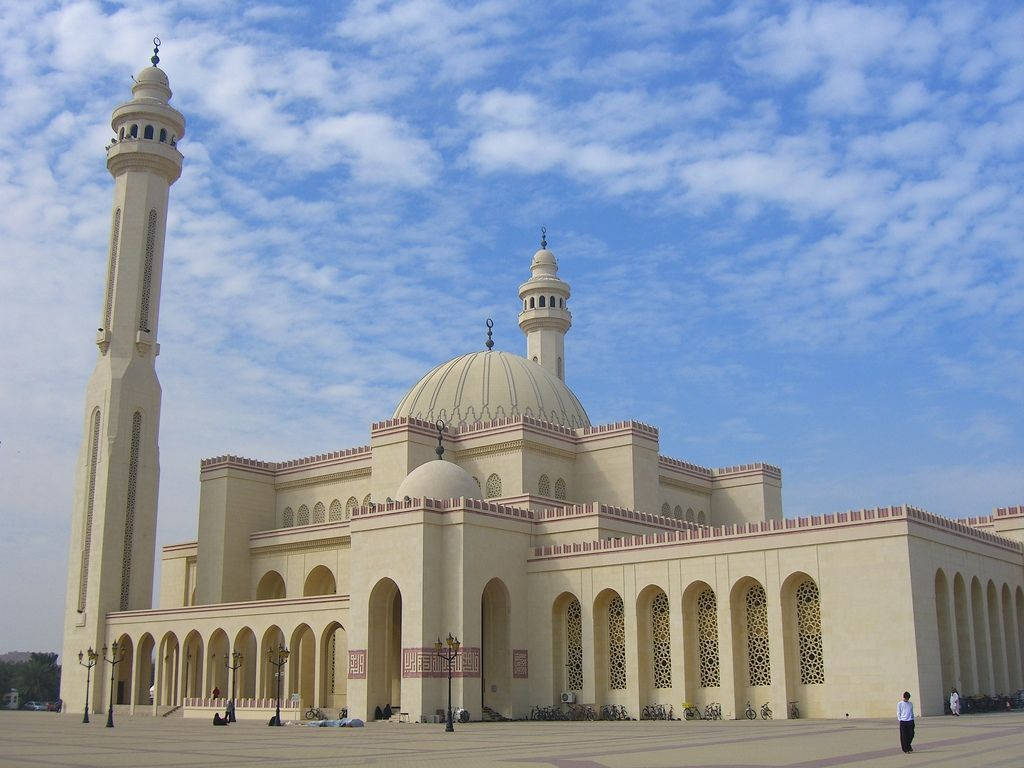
left=106, top=140, right=183, bottom=182
left=518, top=310, right=571, bottom=334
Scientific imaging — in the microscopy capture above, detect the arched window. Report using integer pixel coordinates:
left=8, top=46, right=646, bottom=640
left=651, top=591, right=672, bottom=688
left=523, top=300, right=527, bottom=310
left=297, top=504, right=310, bottom=525
left=328, top=499, right=343, bottom=521
left=796, top=580, right=825, bottom=684
left=674, top=505, right=683, bottom=518
left=485, top=473, right=502, bottom=498
left=78, top=408, right=102, bottom=612
left=529, top=297, right=535, bottom=308
left=118, top=127, right=125, bottom=140
left=686, top=508, right=695, bottom=522
left=559, top=298, right=564, bottom=308
left=103, top=208, right=121, bottom=331
left=549, top=295, right=555, bottom=307
left=312, top=502, right=325, bottom=524
left=538, top=474, right=551, bottom=497
left=129, top=124, right=138, bottom=138
left=661, top=502, right=670, bottom=516
left=746, top=584, right=771, bottom=686
left=557, top=356, right=563, bottom=379
left=473, top=476, right=481, bottom=492
left=143, top=125, right=154, bottom=139
left=696, top=587, right=720, bottom=687
left=345, top=496, right=358, bottom=520
left=566, top=597, right=583, bottom=690
left=119, top=411, right=143, bottom=610
left=539, top=295, right=546, bottom=307
left=608, top=595, right=627, bottom=689
left=553, top=478, right=566, bottom=500
left=159, top=128, right=167, bottom=142
left=256, top=571, right=286, bottom=600
left=697, top=510, right=707, bottom=525
left=282, top=507, right=294, bottom=527
left=362, top=493, right=371, bottom=507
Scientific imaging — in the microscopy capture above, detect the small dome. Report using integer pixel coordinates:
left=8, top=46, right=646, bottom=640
left=396, top=460, right=481, bottom=502
left=131, top=66, right=172, bottom=103
left=136, top=66, right=169, bottom=86
left=393, top=350, right=590, bottom=429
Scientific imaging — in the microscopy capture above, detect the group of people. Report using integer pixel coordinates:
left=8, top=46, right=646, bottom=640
left=897, top=688, right=962, bottom=755
left=210, top=686, right=236, bottom=726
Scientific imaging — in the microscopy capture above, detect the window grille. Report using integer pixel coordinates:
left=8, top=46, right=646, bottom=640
left=119, top=411, right=142, bottom=610
left=566, top=597, right=583, bottom=690
left=651, top=591, right=672, bottom=688
left=139, top=210, right=157, bottom=331
left=609, top=595, right=627, bottom=689
left=746, top=584, right=771, bottom=686
left=78, top=409, right=101, bottom=612
left=103, top=208, right=120, bottom=330
left=697, top=587, right=720, bottom=687
left=485, top=473, right=502, bottom=498
left=797, top=580, right=825, bottom=684
left=538, top=474, right=551, bottom=496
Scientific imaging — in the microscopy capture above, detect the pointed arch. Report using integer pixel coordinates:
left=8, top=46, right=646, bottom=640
left=282, top=506, right=294, bottom=527
left=971, top=577, right=991, bottom=693
left=1001, top=584, right=1020, bottom=690
left=181, top=630, right=204, bottom=699
left=207, top=629, right=230, bottom=699
left=730, top=577, right=771, bottom=714
left=367, top=578, right=403, bottom=717
left=259, top=625, right=286, bottom=699
left=481, top=578, right=512, bottom=715
left=289, top=623, right=316, bottom=709
left=114, top=634, right=134, bottom=704
left=134, top=633, right=155, bottom=707
left=553, top=477, right=566, bottom=500
left=156, top=631, right=179, bottom=706
left=256, top=570, right=286, bottom=600
left=233, top=627, right=257, bottom=699
left=329, top=499, right=343, bottom=521
left=953, top=573, right=974, bottom=692
left=552, top=592, right=583, bottom=701
left=321, top=621, right=348, bottom=710
left=485, top=473, right=502, bottom=498
left=697, top=510, right=707, bottom=525
left=346, top=496, right=358, bottom=519
left=686, top=507, right=695, bottom=522
left=933, top=570, right=955, bottom=699
left=538, top=474, right=551, bottom=497
left=362, top=493, right=372, bottom=507
left=303, top=565, right=337, bottom=596
left=594, top=588, right=626, bottom=700
left=637, top=584, right=672, bottom=705
left=297, top=504, right=310, bottom=525
left=312, top=502, right=325, bottom=524
left=682, top=580, right=720, bottom=704
left=987, top=580, right=1007, bottom=691
left=78, top=407, right=102, bottom=612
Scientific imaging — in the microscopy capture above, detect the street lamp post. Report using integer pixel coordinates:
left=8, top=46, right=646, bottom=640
left=433, top=633, right=461, bottom=733
left=102, top=641, right=125, bottom=728
left=267, top=645, right=290, bottom=726
left=77, top=648, right=98, bottom=724
left=225, top=650, right=243, bottom=723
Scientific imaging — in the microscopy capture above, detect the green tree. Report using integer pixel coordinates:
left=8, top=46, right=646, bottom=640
left=14, top=653, right=60, bottom=705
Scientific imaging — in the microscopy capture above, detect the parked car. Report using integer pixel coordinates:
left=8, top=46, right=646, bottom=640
left=24, top=701, right=47, bottom=711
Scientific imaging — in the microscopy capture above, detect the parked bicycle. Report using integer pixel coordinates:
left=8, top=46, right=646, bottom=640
left=704, top=702, right=722, bottom=720
left=760, top=702, right=772, bottom=720
left=641, top=703, right=675, bottom=720
left=304, top=706, right=326, bottom=720
left=681, top=701, right=703, bottom=720
left=568, top=703, right=596, bottom=721
left=788, top=700, right=800, bottom=719
left=744, top=701, right=756, bottom=720
left=598, top=704, right=632, bottom=720
left=530, top=704, right=566, bottom=720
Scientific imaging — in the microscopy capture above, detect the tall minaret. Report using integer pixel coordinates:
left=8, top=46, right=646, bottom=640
left=518, top=228, right=572, bottom=381
left=60, top=40, right=184, bottom=713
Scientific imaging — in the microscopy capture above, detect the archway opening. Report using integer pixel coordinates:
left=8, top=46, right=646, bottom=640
left=181, top=630, right=204, bottom=699
left=730, top=578, right=771, bottom=717
left=260, top=626, right=286, bottom=701
left=303, top=565, right=337, bottom=596
left=367, top=578, right=402, bottom=717
left=114, top=634, right=134, bottom=704
left=934, top=571, right=955, bottom=701
left=256, top=570, right=286, bottom=600
left=321, top=622, right=348, bottom=712
left=289, top=624, right=316, bottom=709
left=207, top=629, right=230, bottom=699
left=135, top=634, right=155, bottom=707
left=481, top=578, right=511, bottom=715
left=953, top=574, right=974, bottom=693
left=157, top=632, right=179, bottom=706
left=781, top=573, right=826, bottom=717
left=593, top=588, right=627, bottom=707
left=971, top=577, right=991, bottom=693
left=233, top=627, right=257, bottom=699
left=637, top=585, right=673, bottom=707
left=552, top=592, right=583, bottom=706
left=682, top=581, right=720, bottom=708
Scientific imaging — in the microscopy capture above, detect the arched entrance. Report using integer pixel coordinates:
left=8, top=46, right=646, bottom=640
left=207, top=629, right=230, bottom=698
left=256, top=570, right=286, bottom=600
left=552, top=592, right=583, bottom=705
left=181, top=630, right=204, bottom=699
left=593, top=588, right=627, bottom=706
left=157, top=632, right=179, bottom=706
left=953, top=573, right=974, bottom=692
left=321, top=622, right=348, bottom=711
left=233, top=627, right=257, bottom=699
left=481, top=578, right=511, bottom=715
left=304, top=566, right=337, bottom=596
left=781, top=573, right=826, bottom=717
left=289, top=623, right=316, bottom=708
left=260, top=626, right=286, bottom=700
left=367, top=578, right=402, bottom=717
left=114, top=634, right=133, bottom=704
left=135, top=633, right=155, bottom=706
left=682, top=581, right=720, bottom=708
left=637, top=585, right=672, bottom=707
left=730, top=577, right=772, bottom=718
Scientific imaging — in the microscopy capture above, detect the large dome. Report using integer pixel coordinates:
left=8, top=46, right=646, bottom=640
left=393, top=350, right=590, bottom=429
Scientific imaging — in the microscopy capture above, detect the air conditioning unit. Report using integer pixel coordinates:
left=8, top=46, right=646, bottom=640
left=560, top=692, right=576, bottom=704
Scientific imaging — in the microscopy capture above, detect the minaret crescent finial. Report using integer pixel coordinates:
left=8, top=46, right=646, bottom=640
left=434, top=419, right=447, bottom=459
left=485, top=318, right=494, bottom=350
left=151, top=37, right=161, bottom=66
left=540, top=226, right=547, bottom=249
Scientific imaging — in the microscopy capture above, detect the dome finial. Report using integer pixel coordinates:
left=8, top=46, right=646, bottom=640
left=485, top=318, right=494, bottom=350
left=434, top=419, right=447, bottom=460
left=540, top=226, right=547, bottom=250
left=151, top=36, right=161, bottom=66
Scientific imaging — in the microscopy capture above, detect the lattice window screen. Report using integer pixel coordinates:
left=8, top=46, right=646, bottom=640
left=329, top=499, right=343, bottom=521
left=797, top=580, right=825, bottom=684
left=362, top=493, right=371, bottom=507
left=697, top=588, right=720, bottom=687
left=297, top=504, right=310, bottom=525
left=553, top=478, right=566, bottom=500
left=328, top=633, right=336, bottom=693
left=651, top=591, right=672, bottom=688
left=78, top=409, right=102, bottom=612
left=345, top=496, right=358, bottom=520
left=538, top=474, right=551, bottom=496
left=312, top=502, right=325, bottom=524
left=746, top=584, right=772, bottom=686
left=566, top=597, right=583, bottom=691
left=119, top=411, right=142, bottom=610
left=661, top=502, right=670, bottom=515
left=103, top=208, right=121, bottom=330
left=139, top=209, right=157, bottom=331
left=609, top=595, right=627, bottom=689
left=485, top=473, right=502, bottom=498
left=282, top=507, right=294, bottom=527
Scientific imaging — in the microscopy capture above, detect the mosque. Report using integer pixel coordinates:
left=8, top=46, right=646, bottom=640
left=60, top=49, right=1024, bottom=723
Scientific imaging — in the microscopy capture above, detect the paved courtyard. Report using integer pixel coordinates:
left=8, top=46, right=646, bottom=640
left=1, top=711, right=1022, bottom=768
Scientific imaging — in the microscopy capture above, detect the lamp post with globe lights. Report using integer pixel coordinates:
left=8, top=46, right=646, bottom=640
left=225, top=650, right=243, bottom=722
left=102, top=641, right=125, bottom=728
left=267, top=645, right=289, bottom=726
left=77, top=648, right=98, bottom=723
left=433, top=633, right=461, bottom=732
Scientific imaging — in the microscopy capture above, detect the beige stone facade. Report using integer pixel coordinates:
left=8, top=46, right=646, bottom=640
left=61, top=58, right=1024, bottom=725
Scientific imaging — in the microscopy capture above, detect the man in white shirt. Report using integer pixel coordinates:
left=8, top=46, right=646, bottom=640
left=898, top=691, right=915, bottom=753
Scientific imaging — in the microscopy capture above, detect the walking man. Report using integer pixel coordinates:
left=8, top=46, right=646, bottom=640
left=898, top=691, right=915, bottom=753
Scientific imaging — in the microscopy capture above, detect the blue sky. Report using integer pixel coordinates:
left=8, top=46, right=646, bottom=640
left=1, top=0, right=1022, bottom=653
